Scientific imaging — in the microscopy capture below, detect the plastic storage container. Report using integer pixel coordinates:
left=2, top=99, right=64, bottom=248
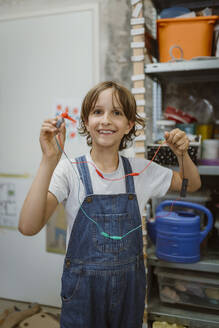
left=196, top=123, right=214, bottom=140
left=155, top=267, right=219, bottom=310
left=202, top=139, right=219, bottom=160
left=157, top=16, right=219, bottom=62
left=176, top=123, right=196, bottom=135
left=152, top=322, right=186, bottom=328
left=156, top=119, right=176, bottom=142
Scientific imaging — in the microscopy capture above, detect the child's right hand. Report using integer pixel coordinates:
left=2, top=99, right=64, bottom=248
left=39, top=117, right=66, bottom=162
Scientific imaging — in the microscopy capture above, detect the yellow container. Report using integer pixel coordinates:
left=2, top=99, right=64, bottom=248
left=196, top=124, right=214, bottom=140
left=157, top=16, right=219, bottom=62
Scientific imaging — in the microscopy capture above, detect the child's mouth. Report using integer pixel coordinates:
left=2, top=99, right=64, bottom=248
left=98, top=130, right=115, bottom=135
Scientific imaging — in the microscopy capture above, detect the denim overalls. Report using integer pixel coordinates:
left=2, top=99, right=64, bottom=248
left=60, top=155, right=146, bottom=328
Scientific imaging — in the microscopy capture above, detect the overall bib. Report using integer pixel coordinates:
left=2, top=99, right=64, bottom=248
left=60, top=156, right=146, bottom=328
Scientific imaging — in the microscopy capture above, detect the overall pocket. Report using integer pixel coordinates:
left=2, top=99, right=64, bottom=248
left=92, top=212, right=135, bottom=253
left=61, top=267, right=82, bottom=302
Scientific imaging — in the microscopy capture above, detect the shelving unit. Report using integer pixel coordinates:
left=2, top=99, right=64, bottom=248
left=198, top=165, right=219, bottom=175
left=166, top=165, right=219, bottom=175
left=145, top=58, right=219, bottom=83
left=148, top=299, right=219, bottom=328
left=147, top=247, right=219, bottom=326
left=150, top=0, right=218, bottom=13
left=145, top=0, right=219, bottom=140
left=148, top=247, right=219, bottom=273
left=144, top=0, right=219, bottom=327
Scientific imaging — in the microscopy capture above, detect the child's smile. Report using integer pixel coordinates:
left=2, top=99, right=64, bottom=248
left=99, top=129, right=115, bottom=134
left=98, top=129, right=116, bottom=135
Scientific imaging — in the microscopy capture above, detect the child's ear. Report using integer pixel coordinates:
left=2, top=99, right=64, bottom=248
left=85, top=120, right=89, bottom=132
left=125, top=121, right=135, bottom=135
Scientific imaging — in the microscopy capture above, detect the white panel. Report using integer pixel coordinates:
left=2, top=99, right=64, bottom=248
left=0, top=4, right=99, bottom=306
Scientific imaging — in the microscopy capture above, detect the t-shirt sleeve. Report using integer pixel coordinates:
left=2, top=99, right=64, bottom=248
left=147, top=161, right=173, bottom=198
left=130, top=157, right=173, bottom=198
left=49, top=159, right=70, bottom=203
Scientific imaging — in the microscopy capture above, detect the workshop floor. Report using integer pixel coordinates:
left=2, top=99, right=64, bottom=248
left=0, top=297, right=61, bottom=315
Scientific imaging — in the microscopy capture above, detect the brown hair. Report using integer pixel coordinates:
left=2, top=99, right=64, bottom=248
left=78, top=81, right=145, bottom=150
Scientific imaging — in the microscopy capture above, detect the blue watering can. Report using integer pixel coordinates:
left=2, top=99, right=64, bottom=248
left=147, top=200, right=213, bottom=263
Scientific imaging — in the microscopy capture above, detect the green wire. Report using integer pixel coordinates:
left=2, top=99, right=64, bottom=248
left=55, top=136, right=142, bottom=240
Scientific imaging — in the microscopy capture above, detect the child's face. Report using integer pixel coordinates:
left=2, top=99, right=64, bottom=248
left=85, top=88, right=134, bottom=151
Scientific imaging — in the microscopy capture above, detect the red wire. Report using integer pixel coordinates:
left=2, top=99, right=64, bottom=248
left=97, top=142, right=166, bottom=181
left=57, top=134, right=166, bottom=181
left=56, top=134, right=177, bottom=217
left=57, top=112, right=166, bottom=181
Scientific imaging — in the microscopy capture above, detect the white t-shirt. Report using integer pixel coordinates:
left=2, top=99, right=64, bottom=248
left=49, top=153, right=173, bottom=247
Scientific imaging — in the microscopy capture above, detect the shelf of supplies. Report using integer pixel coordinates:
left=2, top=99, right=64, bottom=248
left=163, top=165, right=219, bottom=176
left=150, top=0, right=219, bottom=13
left=145, top=58, right=219, bottom=83
left=198, top=165, right=219, bottom=175
left=148, top=298, right=219, bottom=328
left=147, top=247, right=219, bottom=273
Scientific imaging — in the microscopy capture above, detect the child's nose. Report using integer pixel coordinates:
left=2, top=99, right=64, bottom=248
left=101, top=113, right=111, bottom=124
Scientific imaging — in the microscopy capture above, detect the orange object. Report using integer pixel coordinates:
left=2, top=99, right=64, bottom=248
left=61, top=110, right=77, bottom=124
left=157, top=16, right=219, bottom=62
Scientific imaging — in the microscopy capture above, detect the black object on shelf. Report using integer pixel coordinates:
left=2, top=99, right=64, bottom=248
left=147, top=144, right=199, bottom=166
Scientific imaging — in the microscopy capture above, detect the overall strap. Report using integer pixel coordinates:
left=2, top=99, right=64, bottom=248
left=121, top=156, right=135, bottom=194
left=75, top=155, right=93, bottom=195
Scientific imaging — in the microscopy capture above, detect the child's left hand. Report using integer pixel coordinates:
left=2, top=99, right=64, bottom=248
left=164, top=128, right=190, bottom=157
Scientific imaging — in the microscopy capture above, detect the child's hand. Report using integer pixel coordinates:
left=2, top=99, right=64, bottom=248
left=164, top=128, right=189, bottom=157
left=40, top=117, right=66, bottom=162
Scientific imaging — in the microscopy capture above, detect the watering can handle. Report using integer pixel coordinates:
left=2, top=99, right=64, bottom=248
left=156, top=200, right=213, bottom=243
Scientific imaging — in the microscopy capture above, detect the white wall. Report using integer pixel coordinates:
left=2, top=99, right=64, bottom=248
left=0, top=3, right=99, bottom=307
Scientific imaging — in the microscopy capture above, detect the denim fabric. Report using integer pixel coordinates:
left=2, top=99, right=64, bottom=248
left=60, top=156, right=146, bottom=328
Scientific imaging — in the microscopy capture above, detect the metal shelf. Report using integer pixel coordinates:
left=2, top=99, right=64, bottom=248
left=148, top=247, right=219, bottom=273
left=169, top=165, right=219, bottom=175
left=198, top=165, right=219, bottom=175
left=146, top=2, right=219, bottom=325
left=148, top=299, right=219, bottom=328
left=145, top=58, right=219, bottom=83
left=150, top=0, right=219, bottom=13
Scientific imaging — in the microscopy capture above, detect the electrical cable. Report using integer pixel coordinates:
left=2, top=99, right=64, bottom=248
left=55, top=135, right=144, bottom=240
left=54, top=116, right=186, bottom=239
left=180, top=153, right=188, bottom=198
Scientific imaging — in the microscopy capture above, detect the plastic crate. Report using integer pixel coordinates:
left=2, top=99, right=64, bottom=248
left=155, top=267, right=219, bottom=310
left=157, top=16, right=219, bottom=62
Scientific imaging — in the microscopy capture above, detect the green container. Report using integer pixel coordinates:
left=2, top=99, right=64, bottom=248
left=176, top=123, right=196, bottom=135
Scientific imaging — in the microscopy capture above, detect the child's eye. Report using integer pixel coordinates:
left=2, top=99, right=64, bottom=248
left=93, top=109, right=102, bottom=115
left=113, top=110, right=122, bottom=116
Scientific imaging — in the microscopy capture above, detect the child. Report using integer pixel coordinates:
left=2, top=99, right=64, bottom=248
left=19, top=81, right=201, bottom=328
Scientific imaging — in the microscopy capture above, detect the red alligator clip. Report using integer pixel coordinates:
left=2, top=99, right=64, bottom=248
left=61, top=108, right=77, bottom=124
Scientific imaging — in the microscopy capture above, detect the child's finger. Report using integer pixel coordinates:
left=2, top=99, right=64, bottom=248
left=41, top=123, right=57, bottom=134
left=175, top=136, right=188, bottom=146
left=44, top=118, right=58, bottom=126
left=164, top=131, right=170, bottom=140
left=164, top=131, right=174, bottom=143
left=165, top=131, right=175, bottom=144
left=57, top=121, right=66, bottom=147
left=167, top=129, right=182, bottom=144
left=177, top=138, right=189, bottom=151
left=172, top=135, right=183, bottom=146
left=60, top=120, right=66, bottom=131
